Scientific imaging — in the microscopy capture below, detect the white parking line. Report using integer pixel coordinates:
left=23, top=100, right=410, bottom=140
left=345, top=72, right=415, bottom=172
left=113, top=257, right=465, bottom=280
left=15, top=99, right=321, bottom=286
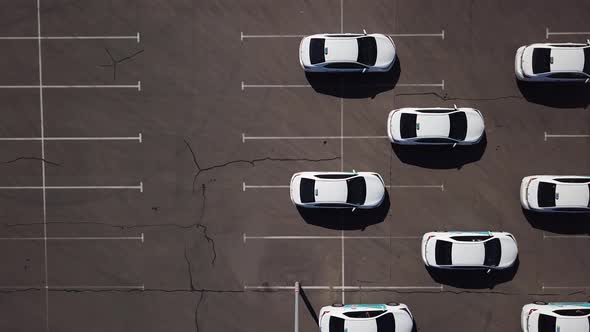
left=543, top=232, right=590, bottom=239
left=241, top=81, right=444, bottom=90
left=0, top=284, right=145, bottom=290
left=544, top=132, right=590, bottom=141
left=0, top=33, right=141, bottom=42
left=0, top=233, right=144, bottom=242
left=240, top=32, right=306, bottom=41
left=546, top=27, right=590, bottom=39
left=243, top=182, right=443, bottom=191
left=0, top=134, right=142, bottom=142
left=340, top=98, right=344, bottom=172
left=341, top=229, right=345, bottom=303
left=242, top=134, right=388, bottom=141
left=0, top=182, right=143, bottom=192
left=386, top=184, right=445, bottom=191
left=387, top=30, right=445, bottom=40
left=244, top=284, right=443, bottom=291
left=243, top=234, right=422, bottom=242
left=542, top=284, right=590, bottom=291
left=0, top=81, right=141, bottom=90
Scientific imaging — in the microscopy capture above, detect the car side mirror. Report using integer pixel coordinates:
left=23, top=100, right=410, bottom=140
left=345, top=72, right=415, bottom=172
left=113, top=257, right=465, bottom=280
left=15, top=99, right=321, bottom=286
left=362, top=68, right=367, bottom=73
left=452, top=143, right=457, bottom=148
left=363, top=29, right=367, bottom=35
left=485, top=269, right=491, bottom=274
left=453, top=104, right=457, bottom=110
left=351, top=207, right=356, bottom=212
left=585, top=78, right=589, bottom=84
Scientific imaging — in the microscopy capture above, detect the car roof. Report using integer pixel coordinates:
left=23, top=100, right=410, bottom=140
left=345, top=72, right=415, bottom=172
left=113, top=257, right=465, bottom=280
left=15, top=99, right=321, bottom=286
left=555, top=183, right=590, bottom=207
left=416, top=113, right=451, bottom=138
left=550, top=48, right=585, bottom=72
left=451, top=242, right=485, bottom=265
left=324, top=38, right=358, bottom=62
left=315, top=180, right=348, bottom=203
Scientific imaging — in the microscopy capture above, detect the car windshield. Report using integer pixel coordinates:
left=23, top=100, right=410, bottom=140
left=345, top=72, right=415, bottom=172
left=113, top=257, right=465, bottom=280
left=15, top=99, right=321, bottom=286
left=329, top=316, right=345, bottom=332
left=537, top=314, right=556, bottom=332
left=435, top=240, right=452, bottom=265
left=375, top=313, right=395, bottom=332
left=400, top=113, right=417, bottom=139
left=483, top=238, right=501, bottom=267
left=346, top=177, right=366, bottom=205
left=300, top=178, right=316, bottom=203
left=584, top=48, right=590, bottom=75
left=357, top=37, right=377, bottom=66
left=537, top=182, right=556, bottom=208
left=448, top=111, right=468, bottom=141
left=310, top=38, right=326, bottom=64
left=532, top=48, right=551, bottom=74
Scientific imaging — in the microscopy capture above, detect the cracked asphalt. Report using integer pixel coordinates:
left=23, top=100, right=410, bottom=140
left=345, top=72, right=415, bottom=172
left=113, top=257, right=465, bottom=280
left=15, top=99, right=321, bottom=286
left=0, top=0, right=589, bottom=331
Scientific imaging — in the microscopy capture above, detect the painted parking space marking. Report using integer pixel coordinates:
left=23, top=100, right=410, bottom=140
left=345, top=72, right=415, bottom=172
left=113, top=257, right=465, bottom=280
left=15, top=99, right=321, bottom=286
left=0, top=134, right=142, bottom=142
left=544, top=132, right=590, bottom=141
left=546, top=27, right=590, bottom=39
left=241, top=81, right=444, bottom=91
left=0, top=182, right=143, bottom=192
left=243, top=234, right=422, bottom=243
left=0, top=33, right=140, bottom=42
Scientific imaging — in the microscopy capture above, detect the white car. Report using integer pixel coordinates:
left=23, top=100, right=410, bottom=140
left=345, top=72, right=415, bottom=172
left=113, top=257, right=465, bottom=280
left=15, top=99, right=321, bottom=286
left=515, top=41, right=590, bottom=82
left=520, top=176, right=590, bottom=212
left=290, top=171, right=385, bottom=209
left=387, top=107, right=485, bottom=145
left=521, top=302, right=590, bottom=332
left=299, top=32, right=396, bottom=72
left=421, top=231, right=518, bottom=270
left=319, top=303, right=414, bottom=332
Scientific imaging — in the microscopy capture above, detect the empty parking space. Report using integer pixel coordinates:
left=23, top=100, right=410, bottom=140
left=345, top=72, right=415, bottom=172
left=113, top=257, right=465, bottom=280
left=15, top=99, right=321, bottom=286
left=0, top=142, right=42, bottom=186
left=0, top=90, right=41, bottom=137
left=0, top=40, right=39, bottom=85
left=0, top=241, right=45, bottom=286
left=0, top=190, right=43, bottom=236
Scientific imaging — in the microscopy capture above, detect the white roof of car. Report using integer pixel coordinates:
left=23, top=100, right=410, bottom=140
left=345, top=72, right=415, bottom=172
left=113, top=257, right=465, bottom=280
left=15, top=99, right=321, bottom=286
left=416, top=114, right=450, bottom=137
left=556, top=183, right=590, bottom=207
left=451, top=242, right=484, bottom=265
left=324, top=38, right=358, bottom=62
left=550, top=48, right=585, bottom=72
left=315, top=180, right=347, bottom=203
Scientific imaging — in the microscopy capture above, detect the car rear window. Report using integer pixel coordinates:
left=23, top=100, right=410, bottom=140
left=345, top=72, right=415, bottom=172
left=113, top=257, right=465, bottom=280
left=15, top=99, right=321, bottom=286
left=300, top=178, right=316, bottom=203
left=376, top=313, right=396, bottom=332
left=310, top=38, right=326, bottom=65
left=346, top=177, right=366, bottom=205
left=400, top=113, right=417, bottom=139
left=357, top=37, right=378, bottom=66
left=483, top=238, right=501, bottom=267
left=537, top=182, right=556, bottom=208
left=532, top=48, right=551, bottom=74
left=584, top=48, right=590, bottom=75
left=435, top=240, right=452, bottom=265
left=537, top=314, right=556, bottom=332
left=448, top=111, right=468, bottom=141
left=329, top=316, right=345, bottom=332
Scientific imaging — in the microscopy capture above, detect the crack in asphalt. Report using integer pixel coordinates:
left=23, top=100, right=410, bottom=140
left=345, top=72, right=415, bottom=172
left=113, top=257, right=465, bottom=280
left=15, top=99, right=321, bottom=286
left=99, top=48, right=144, bottom=80
left=394, top=92, right=524, bottom=102
left=197, top=183, right=216, bottom=266
left=182, top=138, right=340, bottom=193
left=184, top=245, right=197, bottom=291
left=1, top=156, right=60, bottom=166
left=195, top=291, right=205, bottom=332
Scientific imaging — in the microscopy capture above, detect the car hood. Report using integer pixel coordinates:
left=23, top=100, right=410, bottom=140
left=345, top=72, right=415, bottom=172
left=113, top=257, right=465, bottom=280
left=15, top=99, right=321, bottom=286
left=290, top=175, right=303, bottom=204
left=364, top=175, right=385, bottom=207
left=464, top=110, right=485, bottom=142
left=499, top=237, right=518, bottom=268
left=424, top=237, right=438, bottom=265
left=388, top=110, right=403, bottom=141
left=374, top=34, right=396, bottom=67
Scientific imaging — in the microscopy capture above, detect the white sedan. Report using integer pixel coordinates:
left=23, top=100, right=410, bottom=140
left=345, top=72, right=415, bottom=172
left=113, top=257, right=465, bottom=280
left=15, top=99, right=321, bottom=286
left=387, top=107, right=485, bottom=145
left=521, top=302, right=590, bottom=332
left=319, top=303, right=414, bottom=332
left=290, top=171, right=385, bottom=209
left=515, top=41, right=590, bottom=82
left=520, top=176, right=590, bottom=212
left=421, top=231, right=518, bottom=270
left=299, top=32, right=396, bottom=72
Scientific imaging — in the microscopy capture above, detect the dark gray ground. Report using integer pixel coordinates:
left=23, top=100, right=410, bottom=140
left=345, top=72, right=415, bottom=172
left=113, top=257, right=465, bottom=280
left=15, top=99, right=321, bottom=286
left=0, top=0, right=589, bottom=331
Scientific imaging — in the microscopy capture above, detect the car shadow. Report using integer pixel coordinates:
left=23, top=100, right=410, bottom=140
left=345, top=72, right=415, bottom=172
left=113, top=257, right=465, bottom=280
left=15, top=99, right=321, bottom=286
left=426, top=257, right=519, bottom=289
left=304, top=56, right=401, bottom=99
left=297, top=191, right=390, bottom=230
left=523, top=209, right=590, bottom=234
left=516, top=80, right=590, bottom=109
left=391, top=133, right=487, bottom=169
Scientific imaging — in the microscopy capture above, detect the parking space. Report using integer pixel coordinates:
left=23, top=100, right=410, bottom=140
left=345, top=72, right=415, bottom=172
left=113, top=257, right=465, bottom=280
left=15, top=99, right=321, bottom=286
left=0, top=0, right=589, bottom=331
